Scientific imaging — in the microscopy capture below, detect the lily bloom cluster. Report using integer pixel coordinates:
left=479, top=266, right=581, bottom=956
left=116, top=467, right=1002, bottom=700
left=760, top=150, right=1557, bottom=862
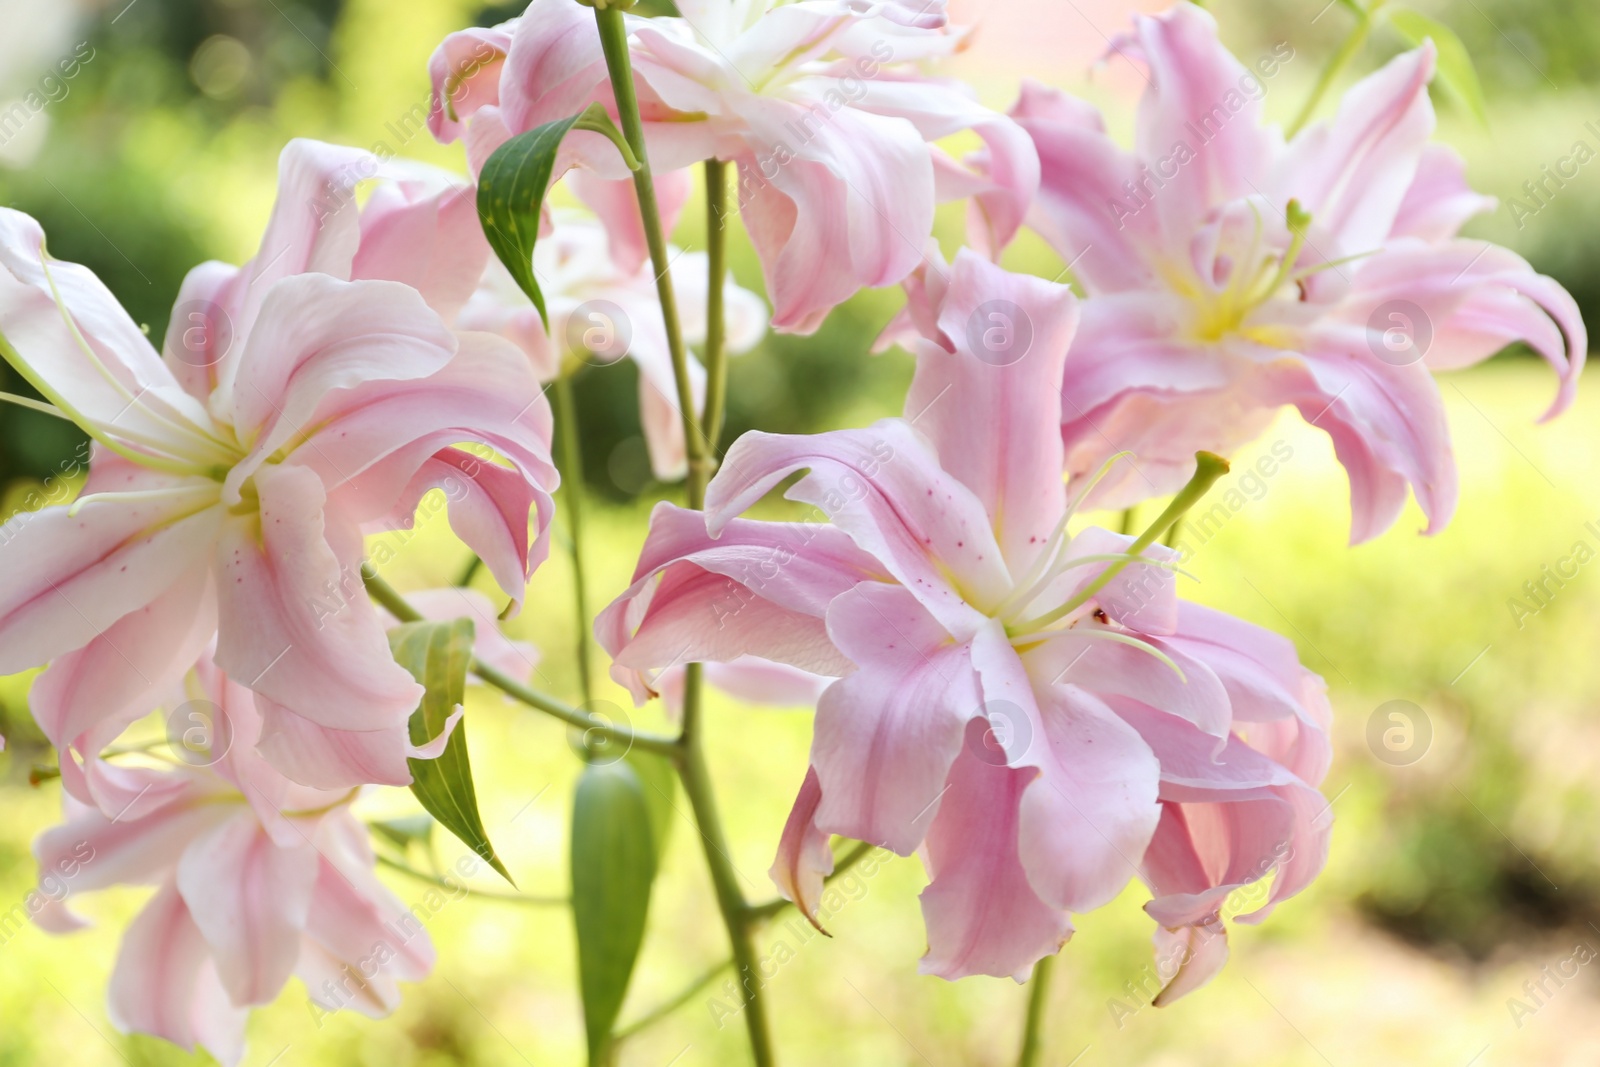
left=1010, top=3, right=1583, bottom=540
left=0, top=0, right=1581, bottom=1058
left=0, top=142, right=559, bottom=1058
left=600, top=252, right=1333, bottom=988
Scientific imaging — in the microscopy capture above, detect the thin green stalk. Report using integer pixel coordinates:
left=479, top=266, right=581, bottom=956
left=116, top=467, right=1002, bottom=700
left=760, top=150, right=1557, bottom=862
left=702, top=158, right=731, bottom=453
left=361, top=568, right=680, bottom=758
left=592, top=3, right=711, bottom=507
left=614, top=958, right=734, bottom=1042
left=552, top=372, right=595, bottom=706
left=375, top=854, right=567, bottom=906
left=1286, top=1, right=1376, bottom=138
left=677, top=662, right=776, bottom=1066
left=588, top=10, right=773, bottom=1063
left=1118, top=506, right=1138, bottom=536
left=1016, top=954, right=1055, bottom=1067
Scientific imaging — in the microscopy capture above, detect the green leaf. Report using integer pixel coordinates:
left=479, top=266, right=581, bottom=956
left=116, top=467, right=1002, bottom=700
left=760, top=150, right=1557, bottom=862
left=388, top=619, right=512, bottom=884
left=477, top=102, right=638, bottom=328
left=1386, top=9, right=1488, bottom=125
left=626, top=749, right=676, bottom=871
left=571, top=759, right=658, bottom=1064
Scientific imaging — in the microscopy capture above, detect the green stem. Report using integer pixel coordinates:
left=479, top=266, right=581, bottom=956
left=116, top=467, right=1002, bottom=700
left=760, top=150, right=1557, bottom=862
left=677, top=662, right=777, bottom=1066
left=455, top=553, right=485, bottom=588
left=361, top=569, right=681, bottom=758
left=1286, top=2, right=1376, bottom=139
left=375, top=854, right=568, bottom=906
left=614, top=958, right=734, bottom=1042
left=592, top=4, right=711, bottom=508
left=1117, top=506, right=1138, bottom=536
left=589, top=11, right=771, bottom=1063
left=702, top=158, right=731, bottom=454
left=1016, top=954, right=1055, bottom=1067
left=551, top=372, right=595, bottom=707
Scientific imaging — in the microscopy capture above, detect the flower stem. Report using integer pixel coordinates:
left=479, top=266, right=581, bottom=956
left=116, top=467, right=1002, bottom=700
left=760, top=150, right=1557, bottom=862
left=614, top=958, right=734, bottom=1042
left=1016, top=954, right=1055, bottom=1067
left=551, top=372, right=596, bottom=707
left=361, top=568, right=680, bottom=757
left=375, top=854, right=567, bottom=906
left=1286, top=0, right=1376, bottom=139
left=675, top=664, right=777, bottom=1066
left=702, top=158, right=731, bottom=453
left=592, top=3, right=712, bottom=507
left=588, top=11, right=774, bottom=1064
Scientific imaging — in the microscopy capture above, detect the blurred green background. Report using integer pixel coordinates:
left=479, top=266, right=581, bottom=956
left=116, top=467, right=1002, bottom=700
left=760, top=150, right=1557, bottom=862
left=2, top=0, right=1600, bottom=1063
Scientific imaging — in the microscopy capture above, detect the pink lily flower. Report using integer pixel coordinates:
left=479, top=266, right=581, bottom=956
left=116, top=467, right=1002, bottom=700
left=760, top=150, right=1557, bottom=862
left=1014, top=3, right=1584, bottom=541
left=0, top=139, right=557, bottom=791
left=597, top=251, right=1330, bottom=989
left=432, top=0, right=1039, bottom=333
left=458, top=211, right=767, bottom=481
left=32, top=662, right=438, bottom=1066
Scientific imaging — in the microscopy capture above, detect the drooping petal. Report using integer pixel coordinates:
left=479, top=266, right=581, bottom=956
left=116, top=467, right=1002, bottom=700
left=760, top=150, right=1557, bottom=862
left=428, top=22, right=514, bottom=144
left=1335, top=238, right=1586, bottom=418
left=175, top=814, right=320, bottom=1006
left=849, top=72, right=1039, bottom=258
left=223, top=274, right=458, bottom=496
left=352, top=175, right=492, bottom=322
left=919, top=734, right=1071, bottom=982
left=0, top=469, right=219, bottom=675
left=811, top=583, right=985, bottom=854
left=1390, top=144, right=1495, bottom=242
left=30, top=561, right=214, bottom=770
left=770, top=766, right=835, bottom=928
left=906, top=250, right=1078, bottom=573
left=107, top=883, right=247, bottom=1064
left=213, top=463, right=424, bottom=734
left=733, top=100, right=933, bottom=332
left=708, top=421, right=1010, bottom=632
left=497, top=0, right=610, bottom=134
left=596, top=502, right=880, bottom=702
left=381, top=446, right=542, bottom=612
left=254, top=698, right=417, bottom=790
left=1150, top=917, right=1230, bottom=1006
left=978, top=640, right=1161, bottom=913
left=0, top=209, right=221, bottom=450
left=284, top=331, right=556, bottom=596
